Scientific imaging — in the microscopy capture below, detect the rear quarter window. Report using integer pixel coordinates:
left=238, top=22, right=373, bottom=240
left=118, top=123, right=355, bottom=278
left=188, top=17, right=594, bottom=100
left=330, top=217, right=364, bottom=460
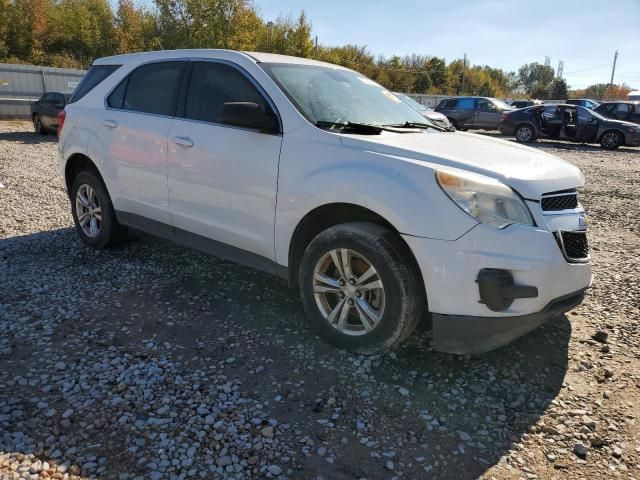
left=69, top=64, right=121, bottom=104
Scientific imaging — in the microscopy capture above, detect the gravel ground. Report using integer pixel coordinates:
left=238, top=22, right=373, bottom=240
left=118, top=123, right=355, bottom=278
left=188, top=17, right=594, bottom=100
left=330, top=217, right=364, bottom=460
left=0, top=121, right=638, bottom=480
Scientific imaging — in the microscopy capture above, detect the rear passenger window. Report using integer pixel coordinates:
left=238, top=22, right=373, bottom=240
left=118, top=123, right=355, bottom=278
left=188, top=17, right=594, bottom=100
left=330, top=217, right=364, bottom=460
left=457, top=98, right=475, bottom=109
left=107, top=80, right=127, bottom=109
left=120, top=62, right=185, bottom=116
left=184, top=62, right=268, bottom=126
left=440, top=99, right=457, bottom=108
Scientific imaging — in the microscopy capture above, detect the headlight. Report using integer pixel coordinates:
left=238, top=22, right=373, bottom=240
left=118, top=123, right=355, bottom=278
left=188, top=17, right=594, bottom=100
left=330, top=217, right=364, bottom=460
left=436, top=170, right=534, bottom=229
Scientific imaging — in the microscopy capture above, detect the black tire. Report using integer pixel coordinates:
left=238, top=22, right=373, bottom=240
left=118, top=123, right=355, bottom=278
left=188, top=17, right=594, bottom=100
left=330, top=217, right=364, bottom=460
left=299, top=222, right=425, bottom=354
left=514, top=124, right=536, bottom=143
left=33, top=114, right=45, bottom=135
left=600, top=130, right=623, bottom=150
left=449, top=118, right=466, bottom=131
left=70, top=170, right=127, bottom=249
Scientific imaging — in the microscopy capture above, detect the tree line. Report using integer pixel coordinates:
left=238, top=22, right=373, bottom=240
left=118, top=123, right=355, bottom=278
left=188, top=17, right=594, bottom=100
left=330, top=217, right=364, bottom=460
left=0, top=0, right=633, bottom=100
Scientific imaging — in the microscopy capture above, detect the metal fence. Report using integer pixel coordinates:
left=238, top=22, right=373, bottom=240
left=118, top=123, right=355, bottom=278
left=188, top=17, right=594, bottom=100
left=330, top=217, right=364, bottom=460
left=0, top=63, right=86, bottom=118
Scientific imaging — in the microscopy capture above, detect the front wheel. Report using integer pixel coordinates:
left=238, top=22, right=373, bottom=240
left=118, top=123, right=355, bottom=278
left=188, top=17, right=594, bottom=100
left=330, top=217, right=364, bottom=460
left=33, top=114, right=45, bottom=135
left=299, top=222, right=424, bottom=353
left=514, top=124, right=536, bottom=143
left=600, top=130, right=623, bottom=150
left=70, top=170, right=127, bottom=249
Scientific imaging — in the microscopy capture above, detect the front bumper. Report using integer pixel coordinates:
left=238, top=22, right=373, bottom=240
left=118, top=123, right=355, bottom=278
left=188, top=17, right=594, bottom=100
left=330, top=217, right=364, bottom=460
left=431, top=288, right=586, bottom=354
left=403, top=221, right=592, bottom=354
left=624, top=132, right=640, bottom=146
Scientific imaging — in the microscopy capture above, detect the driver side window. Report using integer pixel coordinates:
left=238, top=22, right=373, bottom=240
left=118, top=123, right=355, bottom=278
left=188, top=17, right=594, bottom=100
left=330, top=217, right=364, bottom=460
left=184, top=62, right=268, bottom=127
left=577, top=107, right=593, bottom=123
left=477, top=99, right=493, bottom=111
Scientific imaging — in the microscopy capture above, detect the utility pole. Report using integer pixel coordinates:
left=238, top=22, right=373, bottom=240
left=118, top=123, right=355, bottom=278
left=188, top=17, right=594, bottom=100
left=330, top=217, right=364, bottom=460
left=460, top=53, right=467, bottom=95
left=610, top=50, right=618, bottom=85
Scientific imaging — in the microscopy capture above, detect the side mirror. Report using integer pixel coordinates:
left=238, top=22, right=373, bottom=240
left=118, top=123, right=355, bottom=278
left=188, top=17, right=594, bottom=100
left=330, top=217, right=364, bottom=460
left=219, top=102, right=279, bottom=134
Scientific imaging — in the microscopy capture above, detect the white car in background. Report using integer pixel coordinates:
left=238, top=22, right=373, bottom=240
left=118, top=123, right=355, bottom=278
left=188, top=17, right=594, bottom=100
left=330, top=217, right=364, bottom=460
left=57, top=50, right=591, bottom=355
left=393, top=92, right=453, bottom=130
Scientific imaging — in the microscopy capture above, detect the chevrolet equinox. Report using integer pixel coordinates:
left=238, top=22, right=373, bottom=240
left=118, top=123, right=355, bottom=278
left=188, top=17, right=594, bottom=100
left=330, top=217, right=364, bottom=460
left=58, top=50, right=592, bottom=354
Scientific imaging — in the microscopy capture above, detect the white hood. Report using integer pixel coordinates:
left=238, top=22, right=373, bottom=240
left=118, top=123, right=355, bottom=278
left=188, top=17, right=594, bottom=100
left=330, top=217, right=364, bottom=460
left=340, top=131, right=584, bottom=199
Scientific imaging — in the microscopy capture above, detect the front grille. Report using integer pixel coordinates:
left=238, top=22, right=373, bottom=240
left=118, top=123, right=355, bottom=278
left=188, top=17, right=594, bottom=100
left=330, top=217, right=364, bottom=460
left=557, top=231, right=589, bottom=261
left=541, top=193, right=578, bottom=211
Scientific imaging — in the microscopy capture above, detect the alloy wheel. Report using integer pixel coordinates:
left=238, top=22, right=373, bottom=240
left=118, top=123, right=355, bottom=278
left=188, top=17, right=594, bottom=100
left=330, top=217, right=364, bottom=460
left=75, top=184, right=102, bottom=237
left=312, top=248, right=385, bottom=335
left=516, top=126, right=532, bottom=142
left=601, top=131, right=620, bottom=149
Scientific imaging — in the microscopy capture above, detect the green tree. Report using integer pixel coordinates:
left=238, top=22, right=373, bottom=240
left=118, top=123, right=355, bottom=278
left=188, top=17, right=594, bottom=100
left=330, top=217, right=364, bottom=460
left=549, top=78, right=568, bottom=99
left=517, top=62, right=555, bottom=97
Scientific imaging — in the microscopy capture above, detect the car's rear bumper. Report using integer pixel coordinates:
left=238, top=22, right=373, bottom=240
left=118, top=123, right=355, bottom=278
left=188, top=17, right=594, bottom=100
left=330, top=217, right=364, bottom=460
left=431, top=288, right=586, bottom=354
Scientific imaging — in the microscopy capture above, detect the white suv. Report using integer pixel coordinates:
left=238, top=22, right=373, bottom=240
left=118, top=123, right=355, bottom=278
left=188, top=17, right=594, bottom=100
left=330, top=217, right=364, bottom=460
left=58, top=50, right=592, bottom=354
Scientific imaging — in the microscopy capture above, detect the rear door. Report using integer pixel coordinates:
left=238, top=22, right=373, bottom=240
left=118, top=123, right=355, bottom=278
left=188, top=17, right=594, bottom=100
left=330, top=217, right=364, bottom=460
left=99, top=60, right=187, bottom=225
left=167, top=60, right=283, bottom=260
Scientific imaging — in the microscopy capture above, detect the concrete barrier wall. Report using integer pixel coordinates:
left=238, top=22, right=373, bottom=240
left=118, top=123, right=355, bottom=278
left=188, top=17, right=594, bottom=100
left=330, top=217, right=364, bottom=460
left=0, top=63, right=86, bottom=118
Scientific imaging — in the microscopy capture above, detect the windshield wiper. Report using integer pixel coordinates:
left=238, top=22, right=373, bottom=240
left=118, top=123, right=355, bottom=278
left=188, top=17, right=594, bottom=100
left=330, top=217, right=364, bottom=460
left=384, top=121, right=451, bottom=132
left=315, top=120, right=421, bottom=134
left=315, top=121, right=383, bottom=134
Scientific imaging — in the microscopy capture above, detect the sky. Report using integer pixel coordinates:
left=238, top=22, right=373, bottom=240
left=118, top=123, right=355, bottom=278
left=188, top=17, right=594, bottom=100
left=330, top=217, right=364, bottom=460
left=255, top=0, right=640, bottom=89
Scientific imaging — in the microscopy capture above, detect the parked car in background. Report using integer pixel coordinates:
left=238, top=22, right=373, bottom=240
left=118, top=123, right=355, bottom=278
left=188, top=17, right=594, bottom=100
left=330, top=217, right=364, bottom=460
left=510, top=99, right=542, bottom=109
left=499, top=104, right=640, bottom=149
left=565, top=98, right=599, bottom=109
left=31, top=91, right=72, bottom=134
left=58, top=50, right=592, bottom=355
left=594, top=101, right=640, bottom=124
left=434, top=96, right=513, bottom=130
left=393, top=92, right=453, bottom=129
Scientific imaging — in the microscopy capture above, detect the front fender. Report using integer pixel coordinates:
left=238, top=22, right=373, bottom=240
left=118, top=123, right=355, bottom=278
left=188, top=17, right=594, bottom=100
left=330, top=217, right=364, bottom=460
left=274, top=134, right=477, bottom=265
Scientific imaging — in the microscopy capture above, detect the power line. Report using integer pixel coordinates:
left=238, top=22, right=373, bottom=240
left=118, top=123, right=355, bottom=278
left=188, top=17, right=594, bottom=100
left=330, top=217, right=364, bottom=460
left=564, top=63, right=612, bottom=74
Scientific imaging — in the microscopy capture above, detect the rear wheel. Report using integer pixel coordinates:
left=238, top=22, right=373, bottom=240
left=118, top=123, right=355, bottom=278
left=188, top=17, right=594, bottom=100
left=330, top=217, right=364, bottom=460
left=514, top=124, right=536, bottom=143
left=299, top=222, right=424, bottom=353
left=33, top=114, right=45, bottom=135
left=70, top=170, right=127, bottom=249
left=600, top=130, right=623, bottom=150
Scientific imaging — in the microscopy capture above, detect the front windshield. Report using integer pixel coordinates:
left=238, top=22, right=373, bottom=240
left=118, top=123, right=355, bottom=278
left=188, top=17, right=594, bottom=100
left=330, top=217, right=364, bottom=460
left=260, top=63, right=427, bottom=126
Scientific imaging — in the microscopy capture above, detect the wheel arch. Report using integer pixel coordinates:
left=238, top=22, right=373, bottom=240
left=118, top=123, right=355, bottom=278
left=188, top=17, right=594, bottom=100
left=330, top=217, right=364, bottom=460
left=64, top=153, right=105, bottom=194
left=286, top=203, right=426, bottom=301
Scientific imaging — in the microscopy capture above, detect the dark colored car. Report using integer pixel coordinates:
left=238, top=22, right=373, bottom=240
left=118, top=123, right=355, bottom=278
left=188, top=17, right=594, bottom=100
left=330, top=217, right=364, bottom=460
left=565, top=98, right=599, bottom=109
left=510, top=99, right=542, bottom=109
left=594, top=101, right=640, bottom=124
left=31, top=91, right=72, bottom=134
left=434, top=96, right=513, bottom=130
left=499, top=104, right=640, bottom=149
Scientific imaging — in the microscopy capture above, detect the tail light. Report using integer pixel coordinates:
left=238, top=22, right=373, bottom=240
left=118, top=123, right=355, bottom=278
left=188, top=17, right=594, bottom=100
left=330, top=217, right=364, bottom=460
left=501, top=113, right=510, bottom=121
left=56, top=110, right=66, bottom=136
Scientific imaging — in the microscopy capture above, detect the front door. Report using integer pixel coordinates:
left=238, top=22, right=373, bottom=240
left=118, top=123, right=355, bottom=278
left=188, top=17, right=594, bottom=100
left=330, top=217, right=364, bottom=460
left=167, top=61, right=282, bottom=260
left=96, top=60, right=186, bottom=224
left=575, top=106, right=600, bottom=143
left=473, top=99, right=501, bottom=128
